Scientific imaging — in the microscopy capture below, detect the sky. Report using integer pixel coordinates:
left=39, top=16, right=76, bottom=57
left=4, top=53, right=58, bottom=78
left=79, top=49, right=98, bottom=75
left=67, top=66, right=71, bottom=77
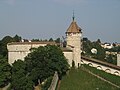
left=0, top=0, right=120, bottom=43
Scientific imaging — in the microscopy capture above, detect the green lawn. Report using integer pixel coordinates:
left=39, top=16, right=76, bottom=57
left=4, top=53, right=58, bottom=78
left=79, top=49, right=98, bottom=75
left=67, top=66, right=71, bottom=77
left=59, top=66, right=120, bottom=90
left=83, top=64, right=120, bottom=86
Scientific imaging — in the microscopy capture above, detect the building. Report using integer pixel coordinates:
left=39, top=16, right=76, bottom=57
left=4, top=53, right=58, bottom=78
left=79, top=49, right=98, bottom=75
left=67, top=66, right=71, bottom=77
left=7, top=17, right=82, bottom=67
left=101, top=43, right=113, bottom=49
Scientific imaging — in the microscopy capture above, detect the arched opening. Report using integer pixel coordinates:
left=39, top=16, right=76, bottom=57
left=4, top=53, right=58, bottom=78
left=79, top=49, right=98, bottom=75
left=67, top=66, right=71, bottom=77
left=114, top=71, right=119, bottom=76
left=105, top=69, right=111, bottom=73
left=88, top=63, right=93, bottom=67
left=96, top=66, right=102, bottom=70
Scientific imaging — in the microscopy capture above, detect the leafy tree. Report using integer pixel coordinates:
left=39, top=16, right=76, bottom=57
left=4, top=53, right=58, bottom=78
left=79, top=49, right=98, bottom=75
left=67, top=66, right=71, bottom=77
left=105, top=54, right=117, bottom=65
left=55, top=38, right=60, bottom=43
left=82, top=39, right=92, bottom=56
left=25, top=45, right=69, bottom=85
left=92, top=42, right=105, bottom=60
left=49, top=38, right=54, bottom=41
left=82, top=37, right=88, bottom=42
left=0, top=59, right=11, bottom=88
left=31, top=39, right=40, bottom=42
left=13, top=35, right=22, bottom=42
left=1, top=36, right=14, bottom=45
left=83, top=39, right=105, bottom=60
left=0, top=35, right=22, bottom=58
left=11, top=60, right=34, bottom=90
left=96, top=39, right=101, bottom=43
left=0, top=36, right=14, bottom=57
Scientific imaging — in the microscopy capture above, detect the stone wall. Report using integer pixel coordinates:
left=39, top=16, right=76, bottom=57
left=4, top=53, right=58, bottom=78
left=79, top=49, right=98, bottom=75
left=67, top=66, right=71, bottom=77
left=66, top=33, right=81, bottom=67
left=48, top=72, right=59, bottom=90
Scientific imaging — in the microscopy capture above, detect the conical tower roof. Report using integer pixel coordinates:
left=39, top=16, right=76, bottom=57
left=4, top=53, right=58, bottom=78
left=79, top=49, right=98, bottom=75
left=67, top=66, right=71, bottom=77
left=66, top=21, right=82, bottom=33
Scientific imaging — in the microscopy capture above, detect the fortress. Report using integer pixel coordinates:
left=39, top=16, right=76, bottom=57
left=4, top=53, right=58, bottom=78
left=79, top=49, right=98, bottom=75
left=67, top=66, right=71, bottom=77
left=7, top=16, right=82, bottom=67
left=7, top=16, right=120, bottom=76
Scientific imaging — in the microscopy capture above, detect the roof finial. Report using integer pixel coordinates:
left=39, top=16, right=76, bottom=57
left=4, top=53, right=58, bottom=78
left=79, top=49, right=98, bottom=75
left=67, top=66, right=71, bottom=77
left=72, top=10, right=75, bottom=21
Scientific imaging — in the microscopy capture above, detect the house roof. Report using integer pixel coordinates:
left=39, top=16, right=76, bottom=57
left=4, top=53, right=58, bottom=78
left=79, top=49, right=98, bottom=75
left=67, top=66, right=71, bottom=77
left=66, top=21, right=82, bottom=33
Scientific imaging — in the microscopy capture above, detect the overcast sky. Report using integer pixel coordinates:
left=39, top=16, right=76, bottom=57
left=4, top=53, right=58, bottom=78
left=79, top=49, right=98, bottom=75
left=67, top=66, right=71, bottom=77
left=0, top=0, right=120, bottom=43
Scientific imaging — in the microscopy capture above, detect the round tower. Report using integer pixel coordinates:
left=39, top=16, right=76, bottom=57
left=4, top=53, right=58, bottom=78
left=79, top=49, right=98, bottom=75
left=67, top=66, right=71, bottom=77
left=66, top=15, right=82, bottom=68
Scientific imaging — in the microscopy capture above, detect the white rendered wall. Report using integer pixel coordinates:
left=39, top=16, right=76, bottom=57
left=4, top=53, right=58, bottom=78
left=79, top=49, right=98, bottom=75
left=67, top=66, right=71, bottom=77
left=7, top=43, right=74, bottom=66
left=81, top=59, right=120, bottom=76
left=63, top=51, right=73, bottom=67
left=117, top=54, right=120, bottom=67
left=8, top=51, right=29, bottom=64
left=7, top=44, right=47, bottom=65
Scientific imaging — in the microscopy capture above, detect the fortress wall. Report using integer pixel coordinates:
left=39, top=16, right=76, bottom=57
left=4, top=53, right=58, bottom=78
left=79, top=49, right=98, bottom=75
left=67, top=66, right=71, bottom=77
left=63, top=51, right=73, bottom=67
left=7, top=43, right=47, bottom=65
left=7, top=42, right=74, bottom=67
left=82, top=59, right=120, bottom=76
left=8, top=51, right=29, bottom=64
left=7, top=44, right=32, bottom=51
left=117, top=54, right=120, bottom=66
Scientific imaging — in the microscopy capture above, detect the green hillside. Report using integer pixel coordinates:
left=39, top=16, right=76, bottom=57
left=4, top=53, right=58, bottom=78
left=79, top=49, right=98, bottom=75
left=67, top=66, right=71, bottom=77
left=59, top=65, right=120, bottom=90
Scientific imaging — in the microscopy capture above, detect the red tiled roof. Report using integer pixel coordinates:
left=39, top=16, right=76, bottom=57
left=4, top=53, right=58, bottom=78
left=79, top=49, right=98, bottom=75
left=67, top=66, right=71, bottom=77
left=66, top=21, right=82, bottom=33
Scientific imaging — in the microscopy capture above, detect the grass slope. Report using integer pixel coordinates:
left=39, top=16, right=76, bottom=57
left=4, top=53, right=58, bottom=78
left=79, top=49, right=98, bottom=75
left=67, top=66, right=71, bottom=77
left=83, top=64, right=120, bottom=86
left=59, top=66, right=119, bottom=90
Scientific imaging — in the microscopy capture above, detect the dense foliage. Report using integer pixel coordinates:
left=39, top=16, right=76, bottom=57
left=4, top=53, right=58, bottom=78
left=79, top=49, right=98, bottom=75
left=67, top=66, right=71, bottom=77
left=82, top=38, right=118, bottom=65
left=0, top=35, right=21, bottom=88
left=82, top=39, right=105, bottom=60
left=0, top=35, right=65, bottom=89
left=25, top=45, right=69, bottom=82
left=0, top=35, right=21, bottom=58
left=0, top=59, right=11, bottom=88
left=10, top=45, right=69, bottom=90
left=11, top=60, right=34, bottom=90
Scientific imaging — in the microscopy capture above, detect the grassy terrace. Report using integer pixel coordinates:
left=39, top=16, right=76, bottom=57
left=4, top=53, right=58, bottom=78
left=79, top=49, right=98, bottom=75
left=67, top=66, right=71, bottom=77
left=59, top=65, right=120, bottom=90
left=83, top=64, right=120, bottom=86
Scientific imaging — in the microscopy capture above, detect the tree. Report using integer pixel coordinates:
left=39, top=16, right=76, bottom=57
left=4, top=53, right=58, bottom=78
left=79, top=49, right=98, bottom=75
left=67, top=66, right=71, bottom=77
left=92, top=42, right=105, bottom=60
left=31, top=39, right=40, bottom=42
left=13, top=35, right=22, bottom=42
left=83, top=39, right=105, bottom=60
left=83, top=37, right=88, bottom=42
left=96, top=39, right=101, bottom=43
left=11, top=60, right=34, bottom=90
left=25, top=45, right=69, bottom=85
left=0, top=36, right=14, bottom=58
left=49, top=38, right=53, bottom=41
left=55, top=38, right=60, bottom=43
left=105, top=54, right=117, bottom=65
left=0, top=35, right=22, bottom=59
left=0, top=59, right=11, bottom=88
